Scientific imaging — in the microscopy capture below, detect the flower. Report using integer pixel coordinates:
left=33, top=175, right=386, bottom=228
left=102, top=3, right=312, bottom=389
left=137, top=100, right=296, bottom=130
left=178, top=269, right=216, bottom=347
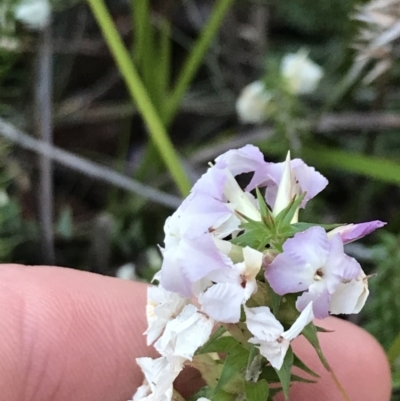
left=154, top=304, right=214, bottom=359
left=199, top=246, right=264, bottom=323
left=236, top=81, right=272, bottom=124
left=14, top=0, right=50, bottom=29
left=329, top=271, right=370, bottom=314
left=262, top=158, right=328, bottom=212
left=245, top=302, right=314, bottom=369
left=145, top=286, right=189, bottom=345
left=281, top=50, right=323, bottom=95
left=265, top=226, right=363, bottom=318
left=327, top=220, right=386, bottom=244
left=133, top=356, right=185, bottom=401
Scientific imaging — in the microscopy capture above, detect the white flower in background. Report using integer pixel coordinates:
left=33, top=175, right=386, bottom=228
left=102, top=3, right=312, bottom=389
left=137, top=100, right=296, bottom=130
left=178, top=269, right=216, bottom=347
left=133, top=356, right=185, bottom=401
left=236, top=80, right=272, bottom=124
left=145, top=285, right=189, bottom=345
left=245, top=302, right=314, bottom=370
left=115, top=263, right=137, bottom=281
left=0, top=190, right=9, bottom=207
left=281, top=49, right=323, bottom=95
left=14, top=0, right=51, bottom=30
left=154, top=304, right=214, bottom=359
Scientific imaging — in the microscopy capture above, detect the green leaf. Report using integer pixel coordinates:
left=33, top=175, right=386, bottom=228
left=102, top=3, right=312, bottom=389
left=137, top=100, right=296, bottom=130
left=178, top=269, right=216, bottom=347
left=275, top=192, right=306, bottom=229
left=197, top=336, right=238, bottom=354
left=231, top=219, right=271, bottom=250
left=302, top=323, right=329, bottom=370
left=293, top=353, right=320, bottom=378
left=56, top=207, right=73, bottom=239
left=214, top=344, right=248, bottom=394
left=290, top=374, right=317, bottom=384
left=274, top=347, right=294, bottom=400
left=244, top=379, right=269, bottom=401
left=287, top=222, right=344, bottom=235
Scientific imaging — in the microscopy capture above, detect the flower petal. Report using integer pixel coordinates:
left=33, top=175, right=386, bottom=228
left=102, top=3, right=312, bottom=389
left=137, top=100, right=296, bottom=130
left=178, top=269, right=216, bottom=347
left=245, top=305, right=283, bottom=341
left=199, top=282, right=245, bottom=323
left=329, top=273, right=369, bottom=314
left=327, top=221, right=386, bottom=244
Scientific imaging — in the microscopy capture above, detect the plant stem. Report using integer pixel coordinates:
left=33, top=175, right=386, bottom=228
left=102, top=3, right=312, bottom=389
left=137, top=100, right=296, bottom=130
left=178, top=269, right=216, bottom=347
left=35, top=22, right=55, bottom=265
left=86, top=0, right=191, bottom=196
left=165, top=0, right=234, bottom=126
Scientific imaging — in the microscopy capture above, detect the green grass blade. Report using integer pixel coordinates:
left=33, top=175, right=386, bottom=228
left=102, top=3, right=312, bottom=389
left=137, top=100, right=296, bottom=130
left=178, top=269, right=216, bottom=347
left=87, top=0, right=191, bottom=196
left=165, top=0, right=234, bottom=126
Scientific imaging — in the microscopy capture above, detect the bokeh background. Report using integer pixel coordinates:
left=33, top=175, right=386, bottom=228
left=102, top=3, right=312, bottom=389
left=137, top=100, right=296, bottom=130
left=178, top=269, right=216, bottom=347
left=1, top=0, right=400, bottom=398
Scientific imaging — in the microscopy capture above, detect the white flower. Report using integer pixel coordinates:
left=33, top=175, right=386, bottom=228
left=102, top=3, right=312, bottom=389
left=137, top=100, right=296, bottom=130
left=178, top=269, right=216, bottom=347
left=236, top=80, right=272, bottom=124
left=145, top=286, right=189, bottom=345
left=133, top=356, right=185, bottom=401
left=116, top=263, right=137, bottom=281
left=14, top=0, right=50, bottom=29
left=154, top=304, right=214, bottom=359
left=281, top=50, right=323, bottom=95
left=329, top=271, right=369, bottom=314
left=199, top=246, right=264, bottom=323
left=245, top=302, right=314, bottom=370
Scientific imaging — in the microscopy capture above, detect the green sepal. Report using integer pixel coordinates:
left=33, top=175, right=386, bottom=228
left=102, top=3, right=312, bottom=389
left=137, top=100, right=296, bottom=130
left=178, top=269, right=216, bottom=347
left=274, top=346, right=294, bottom=400
left=275, top=192, right=306, bottom=229
left=302, top=322, right=330, bottom=370
left=244, top=379, right=270, bottom=401
left=230, top=218, right=272, bottom=250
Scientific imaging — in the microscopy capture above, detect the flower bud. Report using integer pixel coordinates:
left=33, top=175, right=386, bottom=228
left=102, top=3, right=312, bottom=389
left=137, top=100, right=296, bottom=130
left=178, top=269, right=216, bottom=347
left=14, top=0, right=50, bottom=30
left=236, top=80, right=271, bottom=124
left=281, top=50, right=323, bottom=95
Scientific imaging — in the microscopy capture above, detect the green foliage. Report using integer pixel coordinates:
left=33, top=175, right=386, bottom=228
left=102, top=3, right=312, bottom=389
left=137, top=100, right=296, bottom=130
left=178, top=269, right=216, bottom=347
left=364, top=232, right=400, bottom=350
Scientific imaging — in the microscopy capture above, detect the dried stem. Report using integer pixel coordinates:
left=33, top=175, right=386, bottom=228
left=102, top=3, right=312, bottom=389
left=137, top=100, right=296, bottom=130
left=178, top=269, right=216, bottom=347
left=0, top=117, right=181, bottom=209
left=35, top=22, right=55, bottom=265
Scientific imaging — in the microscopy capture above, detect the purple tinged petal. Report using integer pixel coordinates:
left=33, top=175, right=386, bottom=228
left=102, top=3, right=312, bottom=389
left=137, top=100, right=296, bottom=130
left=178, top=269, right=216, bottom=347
left=296, top=281, right=330, bottom=319
left=191, top=166, right=227, bottom=201
left=179, top=192, right=234, bottom=238
left=265, top=252, right=314, bottom=295
left=325, top=234, right=361, bottom=283
left=328, top=221, right=386, bottom=244
left=290, top=159, right=328, bottom=207
left=264, top=159, right=328, bottom=209
left=266, top=227, right=330, bottom=295
left=179, top=234, right=231, bottom=283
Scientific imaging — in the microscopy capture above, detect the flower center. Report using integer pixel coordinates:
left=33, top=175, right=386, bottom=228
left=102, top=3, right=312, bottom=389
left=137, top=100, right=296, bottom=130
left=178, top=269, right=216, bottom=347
left=314, top=268, right=324, bottom=281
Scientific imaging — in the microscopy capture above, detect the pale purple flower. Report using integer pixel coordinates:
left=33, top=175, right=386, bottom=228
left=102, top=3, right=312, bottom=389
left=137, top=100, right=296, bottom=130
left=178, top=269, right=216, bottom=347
left=327, top=220, right=386, bottom=244
left=199, top=246, right=264, bottom=323
left=265, top=226, right=362, bottom=318
left=245, top=302, right=314, bottom=369
left=263, top=158, right=328, bottom=210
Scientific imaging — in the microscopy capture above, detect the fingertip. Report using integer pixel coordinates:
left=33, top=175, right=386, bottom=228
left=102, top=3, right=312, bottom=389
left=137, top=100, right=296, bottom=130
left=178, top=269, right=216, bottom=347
left=0, top=264, right=153, bottom=401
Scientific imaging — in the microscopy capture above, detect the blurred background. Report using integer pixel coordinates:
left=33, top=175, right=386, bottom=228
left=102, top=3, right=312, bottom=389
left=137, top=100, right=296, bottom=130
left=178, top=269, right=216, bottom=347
left=1, top=0, right=400, bottom=397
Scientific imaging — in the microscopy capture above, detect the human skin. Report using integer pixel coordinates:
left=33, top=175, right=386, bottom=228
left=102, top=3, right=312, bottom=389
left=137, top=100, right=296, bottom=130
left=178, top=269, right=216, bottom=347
left=0, top=264, right=392, bottom=401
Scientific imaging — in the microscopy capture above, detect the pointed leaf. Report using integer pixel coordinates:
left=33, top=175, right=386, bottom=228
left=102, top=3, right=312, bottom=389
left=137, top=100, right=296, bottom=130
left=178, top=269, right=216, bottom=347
left=302, top=322, right=329, bottom=370
left=275, top=192, right=306, bottom=229
left=214, top=344, right=248, bottom=394
left=274, top=346, right=294, bottom=400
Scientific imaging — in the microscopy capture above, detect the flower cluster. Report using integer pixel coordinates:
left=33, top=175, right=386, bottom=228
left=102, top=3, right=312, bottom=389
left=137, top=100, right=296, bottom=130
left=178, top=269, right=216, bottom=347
left=236, top=50, right=323, bottom=124
left=132, top=145, right=384, bottom=401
